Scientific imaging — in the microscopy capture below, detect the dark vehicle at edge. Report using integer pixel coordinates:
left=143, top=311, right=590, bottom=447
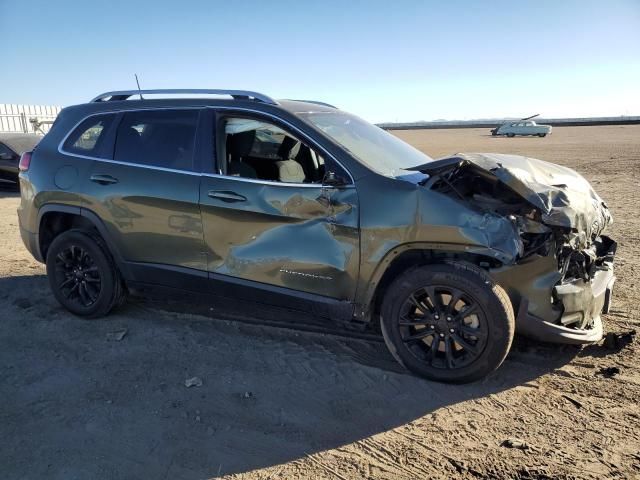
left=0, top=133, right=41, bottom=187
left=17, top=89, right=616, bottom=383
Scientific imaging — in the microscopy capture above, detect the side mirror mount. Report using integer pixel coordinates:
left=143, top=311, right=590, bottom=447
left=322, top=171, right=347, bottom=188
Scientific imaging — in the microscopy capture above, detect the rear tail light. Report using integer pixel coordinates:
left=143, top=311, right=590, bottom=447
left=19, top=151, right=32, bottom=171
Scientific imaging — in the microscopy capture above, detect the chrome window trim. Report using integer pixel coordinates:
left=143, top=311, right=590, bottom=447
left=57, top=105, right=355, bottom=186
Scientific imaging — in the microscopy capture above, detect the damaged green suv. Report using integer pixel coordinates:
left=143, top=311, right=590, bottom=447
left=17, top=89, right=616, bottom=383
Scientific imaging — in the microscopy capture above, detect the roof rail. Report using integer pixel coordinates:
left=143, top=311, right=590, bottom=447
left=284, top=99, right=337, bottom=109
left=90, top=89, right=278, bottom=105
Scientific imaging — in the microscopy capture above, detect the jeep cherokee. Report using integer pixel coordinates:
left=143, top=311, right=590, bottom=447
left=17, top=89, right=616, bottom=383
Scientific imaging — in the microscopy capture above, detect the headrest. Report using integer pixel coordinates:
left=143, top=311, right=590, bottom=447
left=275, top=159, right=305, bottom=183
left=121, top=127, right=140, bottom=142
left=277, top=136, right=301, bottom=160
left=227, top=130, right=256, bottom=158
left=116, top=127, right=142, bottom=155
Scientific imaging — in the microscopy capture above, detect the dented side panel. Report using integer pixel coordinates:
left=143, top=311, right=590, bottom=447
left=199, top=176, right=360, bottom=300
left=355, top=174, right=524, bottom=308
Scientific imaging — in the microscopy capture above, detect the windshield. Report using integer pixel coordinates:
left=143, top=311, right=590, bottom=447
left=298, top=111, right=434, bottom=177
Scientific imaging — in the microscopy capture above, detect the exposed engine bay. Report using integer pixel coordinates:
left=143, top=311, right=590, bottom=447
left=412, top=153, right=616, bottom=337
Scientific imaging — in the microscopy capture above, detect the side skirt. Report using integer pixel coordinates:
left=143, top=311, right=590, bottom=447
left=125, top=262, right=355, bottom=322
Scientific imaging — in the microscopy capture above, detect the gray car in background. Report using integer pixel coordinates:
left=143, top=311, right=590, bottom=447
left=491, top=114, right=553, bottom=137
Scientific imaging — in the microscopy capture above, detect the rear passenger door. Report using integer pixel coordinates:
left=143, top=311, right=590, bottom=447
left=81, top=109, right=207, bottom=279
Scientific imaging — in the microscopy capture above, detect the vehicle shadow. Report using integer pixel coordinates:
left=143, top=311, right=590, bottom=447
left=0, top=274, right=583, bottom=479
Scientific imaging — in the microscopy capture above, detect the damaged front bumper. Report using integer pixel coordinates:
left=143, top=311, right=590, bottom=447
left=491, top=236, right=616, bottom=345
left=517, top=267, right=615, bottom=344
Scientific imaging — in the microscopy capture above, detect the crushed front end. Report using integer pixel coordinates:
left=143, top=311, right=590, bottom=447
left=493, top=233, right=616, bottom=344
left=414, top=153, right=616, bottom=344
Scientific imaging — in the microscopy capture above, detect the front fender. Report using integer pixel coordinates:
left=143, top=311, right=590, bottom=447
left=353, top=241, right=515, bottom=320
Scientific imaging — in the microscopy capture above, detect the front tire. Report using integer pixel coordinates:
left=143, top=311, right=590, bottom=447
left=538, top=133, right=547, bottom=137
left=380, top=263, right=514, bottom=383
left=506, top=133, right=515, bottom=138
left=46, top=229, right=124, bottom=318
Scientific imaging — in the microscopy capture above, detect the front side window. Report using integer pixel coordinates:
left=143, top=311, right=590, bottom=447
left=220, top=117, right=328, bottom=184
left=114, top=110, right=199, bottom=171
left=62, top=114, right=116, bottom=158
left=298, top=111, right=434, bottom=178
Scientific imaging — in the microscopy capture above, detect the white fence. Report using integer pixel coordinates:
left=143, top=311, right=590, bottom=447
left=0, top=104, right=62, bottom=135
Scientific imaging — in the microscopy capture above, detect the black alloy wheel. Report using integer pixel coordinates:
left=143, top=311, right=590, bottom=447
left=398, top=285, right=487, bottom=370
left=46, top=229, right=124, bottom=318
left=54, top=245, right=102, bottom=308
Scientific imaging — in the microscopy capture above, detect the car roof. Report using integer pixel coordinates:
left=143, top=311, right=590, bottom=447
left=0, top=133, right=42, bottom=154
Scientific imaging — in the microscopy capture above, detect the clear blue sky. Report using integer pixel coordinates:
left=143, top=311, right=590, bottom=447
left=1, top=0, right=639, bottom=123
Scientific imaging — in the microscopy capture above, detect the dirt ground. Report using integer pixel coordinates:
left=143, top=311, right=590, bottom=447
left=1, top=125, right=639, bottom=479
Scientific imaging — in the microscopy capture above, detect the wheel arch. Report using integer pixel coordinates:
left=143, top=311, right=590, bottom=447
left=356, top=243, right=507, bottom=324
left=37, top=204, right=130, bottom=279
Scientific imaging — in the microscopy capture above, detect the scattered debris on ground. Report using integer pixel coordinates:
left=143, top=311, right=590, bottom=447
left=598, top=366, right=621, bottom=378
left=184, top=376, right=203, bottom=388
left=561, top=394, right=583, bottom=409
left=603, top=330, right=636, bottom=350
left=106, top=328, right=128, bottom=341
left=501, top=438, right=530, bottom=450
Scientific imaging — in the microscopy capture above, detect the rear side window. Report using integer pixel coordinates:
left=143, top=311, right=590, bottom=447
left=62, top=114, right=116, bottom=158
left=114, top=110, right=199, bottom=171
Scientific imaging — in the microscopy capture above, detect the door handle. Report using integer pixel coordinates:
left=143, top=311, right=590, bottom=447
left=208, top=190, right=247, bottom=202
left=90, top=174, right=119, bottom=185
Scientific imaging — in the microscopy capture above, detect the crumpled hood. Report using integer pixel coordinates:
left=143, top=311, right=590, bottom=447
left=412, top=152, right=613, bottom=248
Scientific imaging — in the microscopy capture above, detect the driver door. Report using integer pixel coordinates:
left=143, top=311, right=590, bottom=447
left=198, top=109, right=360, bottom=304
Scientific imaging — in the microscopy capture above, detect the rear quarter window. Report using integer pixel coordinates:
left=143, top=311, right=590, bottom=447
left=62, top=114, right=116, bottom=158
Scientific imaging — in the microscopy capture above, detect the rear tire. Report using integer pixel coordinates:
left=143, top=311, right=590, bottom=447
left=380, top=262, right=514, bottom=383
left=46, top=229, right=125, bottom=318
